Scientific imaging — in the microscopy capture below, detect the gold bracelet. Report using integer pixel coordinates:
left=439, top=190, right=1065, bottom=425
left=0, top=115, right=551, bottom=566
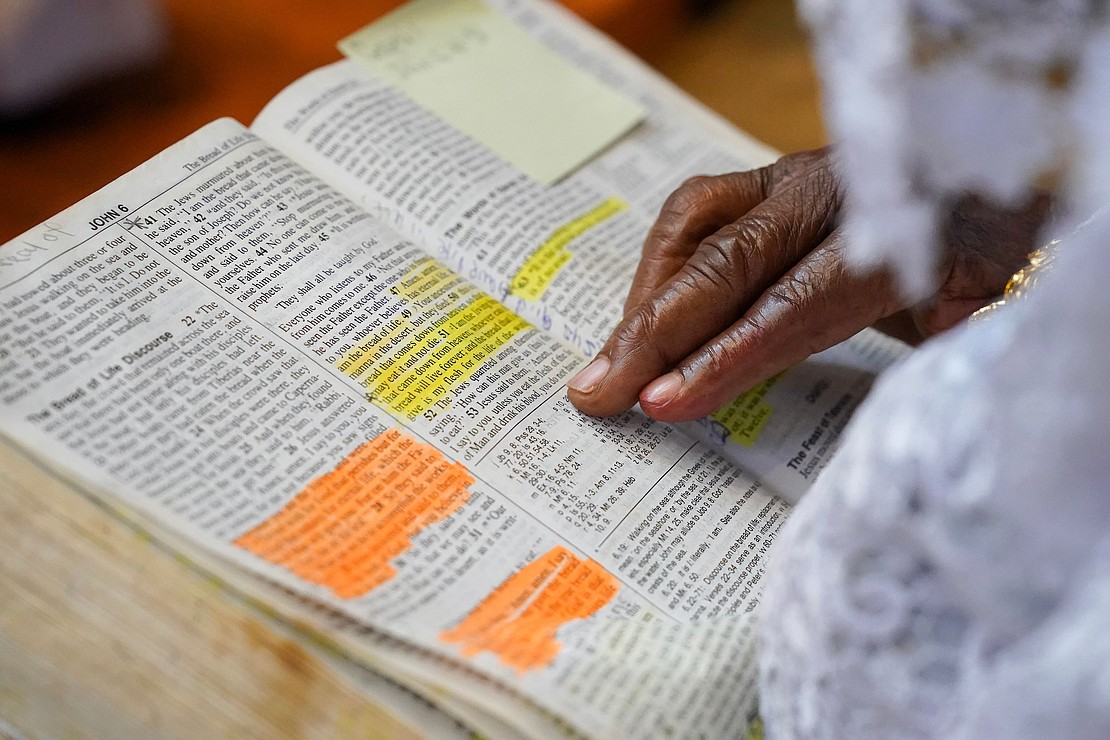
left=969, top=238, right=1060, bottom=321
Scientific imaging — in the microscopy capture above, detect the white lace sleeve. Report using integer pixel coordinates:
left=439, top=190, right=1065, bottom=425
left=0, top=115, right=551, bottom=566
left=760, top=252, right=1110, bottom=736
left=758, top=1, right=1110, bottom=737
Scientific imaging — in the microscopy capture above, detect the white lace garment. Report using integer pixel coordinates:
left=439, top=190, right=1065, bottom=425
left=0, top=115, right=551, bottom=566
left=758, top=1, right=1110, bottom=737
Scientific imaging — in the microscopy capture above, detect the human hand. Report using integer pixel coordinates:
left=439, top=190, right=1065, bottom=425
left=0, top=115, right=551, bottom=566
left=566, top=147, right=1049, bottom=421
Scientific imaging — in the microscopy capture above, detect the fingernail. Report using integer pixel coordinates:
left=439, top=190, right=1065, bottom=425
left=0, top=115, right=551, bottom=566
left=567, top=356, right=610, bottom=393
left=641, top=372, right=683, bottom=407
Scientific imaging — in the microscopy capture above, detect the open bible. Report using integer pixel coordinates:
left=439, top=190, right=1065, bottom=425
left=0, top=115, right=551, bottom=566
left=0, top=0, right=907, bottom=736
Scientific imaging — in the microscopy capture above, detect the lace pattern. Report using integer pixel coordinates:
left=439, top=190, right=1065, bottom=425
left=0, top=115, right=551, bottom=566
left=759, top=1, right=1110, bottom=736
left=798, top=0, right=1104, bottom=297
left=761, top=229, right=1110, bottom=736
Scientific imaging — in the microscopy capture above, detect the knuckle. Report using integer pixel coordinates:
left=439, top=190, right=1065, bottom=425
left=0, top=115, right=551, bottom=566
left=613, top=304, right=662, bottom=353
left=696, top=338, right=739, bottom=380
left=761, top=275, right=841, bottom=355
left=686, top=241, right=746, bottom=291
left=612, top=300, right=688, bottom=368
left=677, top=173, right=719, bottom=195
left=732, top=212, right=788, bottom=244
left=739, top=309, right=771, bottom=340
left=765, top=274, right=815, bottom=314
left=771, top=147, right=830, bottom=184
left=770, top=152, right=844, bottom=218
left=709, top=214, right=789, bottom=270
left=663, top=175, right=720, bottom=215
left=768, top=271, right=812, bottom=306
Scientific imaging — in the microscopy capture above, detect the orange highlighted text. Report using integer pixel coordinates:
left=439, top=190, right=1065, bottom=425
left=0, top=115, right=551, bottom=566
left=235, top=429, right=474, bottom=599
left=441, top=545, right=619, bottom=672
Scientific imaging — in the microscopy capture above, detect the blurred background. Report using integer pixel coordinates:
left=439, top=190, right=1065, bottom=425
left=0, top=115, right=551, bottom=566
left=0, top=0, right=826, bottom=243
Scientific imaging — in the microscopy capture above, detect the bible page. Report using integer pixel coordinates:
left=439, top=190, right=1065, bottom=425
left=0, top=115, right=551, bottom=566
left=1, top=118, right=787, bottom=737
left=251, top=0, right=908, bottom=501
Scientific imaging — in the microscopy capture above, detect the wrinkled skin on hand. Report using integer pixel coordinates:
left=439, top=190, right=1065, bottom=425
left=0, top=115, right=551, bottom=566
left=567, top=147, right=1051, bottom=421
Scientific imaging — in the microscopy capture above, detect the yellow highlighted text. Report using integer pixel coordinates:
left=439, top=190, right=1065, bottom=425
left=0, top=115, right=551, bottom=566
left=339, top=260, right=529, bottom=419
left=711, top=374, right=783, bottom=447
left=509, top=197, right=627, bottom=301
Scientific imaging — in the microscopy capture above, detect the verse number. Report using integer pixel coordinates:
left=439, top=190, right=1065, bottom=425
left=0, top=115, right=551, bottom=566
left=122, top=215, right=157, bottom=230
left=180, top=302, right=220, bottom=327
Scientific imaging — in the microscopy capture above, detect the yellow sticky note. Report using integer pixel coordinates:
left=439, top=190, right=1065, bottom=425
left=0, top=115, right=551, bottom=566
left=339, top=0, right=646, bottom=184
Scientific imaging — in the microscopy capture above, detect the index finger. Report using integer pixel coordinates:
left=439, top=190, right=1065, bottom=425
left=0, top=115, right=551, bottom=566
left=624, top=171, right=773, bottom=314
left=624, top=148, right=833, bottom=316
left=569, top=161, right=842, bottom=417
